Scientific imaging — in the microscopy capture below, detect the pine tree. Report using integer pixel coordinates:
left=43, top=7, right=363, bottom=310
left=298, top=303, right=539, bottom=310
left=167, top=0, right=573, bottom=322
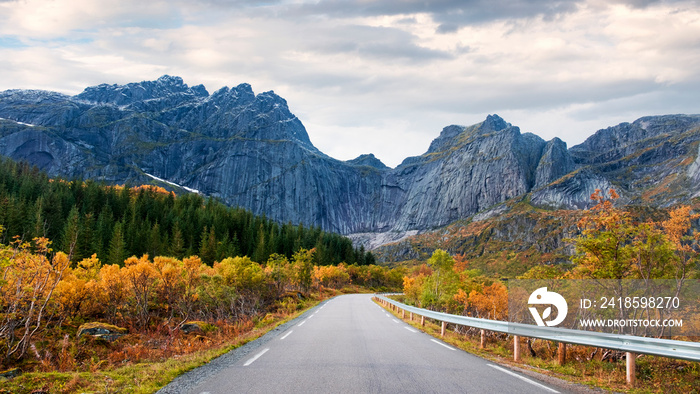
left=170, top=222, right=185, bottom=258
left=148, top=222, right=162, bottom=257
left=107, top=221, right=127, bottom=266
left=78, top=212, right=95, bottom=262
left=61, top=206, right=80, bottom=261
left=253, top=224, right=267, bottom=263
left=94, top=206, right=113, bottom=259
left=199, top=226, right=217, bottom=265
left=32, top=196, right=47, bottom=239
left=357, top=245, right=366, bottom=266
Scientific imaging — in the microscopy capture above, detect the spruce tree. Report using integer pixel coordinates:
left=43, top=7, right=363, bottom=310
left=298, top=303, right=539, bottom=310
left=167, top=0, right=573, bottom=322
left=61, top=206, right=80, bottom=261
left=107, top=221, right=127, bottom=266
left=170, top=222, right=185, bottom=258
left=199, top=226, right=217, bottom=265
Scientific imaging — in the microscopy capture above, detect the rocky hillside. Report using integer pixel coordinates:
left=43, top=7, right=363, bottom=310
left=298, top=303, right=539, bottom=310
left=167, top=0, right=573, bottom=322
left=1, top=76, right=699, bottom=249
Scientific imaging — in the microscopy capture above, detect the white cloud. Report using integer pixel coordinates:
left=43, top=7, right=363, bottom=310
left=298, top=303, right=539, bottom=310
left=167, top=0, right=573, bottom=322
left=0, top=0, right=698, bottom=167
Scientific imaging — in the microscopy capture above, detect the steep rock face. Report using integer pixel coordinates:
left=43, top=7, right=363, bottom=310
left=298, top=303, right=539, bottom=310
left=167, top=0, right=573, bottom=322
left=2, top=76, right=700, bottom=242
left=383, top=116, right=548, bottom=231
left=0, top=77, right=560, bottom=236
left=0, top=77, right=383, bottom=234
left=530, top=169, right=615, bottom=209
left=534, top=137, right=574, bottom=189
left=566, top=115, right=700, bottom=206
left=568, top=115, right=700, bottom=166
left=526, top=115, right=700, bottom=210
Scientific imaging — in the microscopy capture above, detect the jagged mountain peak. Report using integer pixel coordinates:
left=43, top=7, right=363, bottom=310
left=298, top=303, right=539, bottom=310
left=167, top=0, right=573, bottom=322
left=480, top=113, right=511, bottom=132
left=74, top=75, right=209, bottom=106
left=209, top=84, right=256, bottom=109
left=2, top=76, right=700, bottom=241
left=347, top=153, right=389, bottom=170
left=569, top=114, right=700, bottom=166
left=424, top=114, right=522, bottom=156
left=0, top=89, right=69, bottom=101
left=156, top=74, right=185, bottom=86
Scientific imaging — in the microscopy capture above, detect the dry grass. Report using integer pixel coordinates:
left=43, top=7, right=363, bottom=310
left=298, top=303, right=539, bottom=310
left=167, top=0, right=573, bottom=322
left=0, top=294, right=330, bottom=394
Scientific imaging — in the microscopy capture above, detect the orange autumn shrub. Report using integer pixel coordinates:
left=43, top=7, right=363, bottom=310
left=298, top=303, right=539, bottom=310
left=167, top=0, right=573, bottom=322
left=0, top=236, right=70, bottom=364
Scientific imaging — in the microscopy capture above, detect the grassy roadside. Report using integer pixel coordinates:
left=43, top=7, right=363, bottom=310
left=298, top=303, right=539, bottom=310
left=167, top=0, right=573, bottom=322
left=375, top=298, right=700, bottom=394
left=0, top=295, right=330, bottom=394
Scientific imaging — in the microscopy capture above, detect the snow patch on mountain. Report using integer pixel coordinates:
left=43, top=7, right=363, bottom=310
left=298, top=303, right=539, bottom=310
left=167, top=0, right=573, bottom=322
left=144, top=172, right=201, bottom=194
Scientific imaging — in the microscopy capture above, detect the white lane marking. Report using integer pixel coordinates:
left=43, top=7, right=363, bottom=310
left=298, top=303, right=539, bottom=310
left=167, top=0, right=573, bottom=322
left=430, top=339, right=456, bottom=351
left=244, top=348, right=269, bottom=366
left=392, top=319, right=400, bottom=324
left=281, top=330, right=293, bottom=340
left=487, top=364, right=560, bottom=393
left=298, top=320, right=306, bottom=327
left=404, top=327, right=418, bottom=333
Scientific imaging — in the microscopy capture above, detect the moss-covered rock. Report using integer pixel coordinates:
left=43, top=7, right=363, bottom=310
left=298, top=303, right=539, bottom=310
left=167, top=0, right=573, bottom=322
left=77, top=322, right=127, bottom=342
left=180, top=321, right=217, bottom=334
left=0, top=368, right=21, bottom=380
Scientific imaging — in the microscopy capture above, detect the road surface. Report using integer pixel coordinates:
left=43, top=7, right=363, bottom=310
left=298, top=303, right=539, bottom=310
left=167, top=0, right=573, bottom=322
left=160, top=294, right=578, bottom=393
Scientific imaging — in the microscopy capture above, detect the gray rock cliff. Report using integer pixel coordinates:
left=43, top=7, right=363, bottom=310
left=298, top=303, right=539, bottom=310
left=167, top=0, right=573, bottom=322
left=1, top=76, right=699, bottom=242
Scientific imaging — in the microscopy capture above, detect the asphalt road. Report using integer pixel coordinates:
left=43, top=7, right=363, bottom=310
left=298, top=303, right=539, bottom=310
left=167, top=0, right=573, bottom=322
left=160, top=294, right=576, bottom=394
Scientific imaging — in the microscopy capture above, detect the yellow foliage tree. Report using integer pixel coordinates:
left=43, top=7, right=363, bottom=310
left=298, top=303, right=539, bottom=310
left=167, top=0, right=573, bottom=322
left=99, top=263, right=127, bottom=324
left=0, top=236, right=70, bottom=362
left=313, top=264, right=350, bottom=290
left=54, top=254, right=103, bottom=320
left=123, top=255, right=158, bottom=328
left=466, top=282, right=508, bottom=320
left=662, top=205, right=700, bottom=282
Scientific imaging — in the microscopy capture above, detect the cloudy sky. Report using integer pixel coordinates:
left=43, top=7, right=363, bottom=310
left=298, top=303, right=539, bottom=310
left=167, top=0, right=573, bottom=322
left=0, top=0, right=698, bottom=167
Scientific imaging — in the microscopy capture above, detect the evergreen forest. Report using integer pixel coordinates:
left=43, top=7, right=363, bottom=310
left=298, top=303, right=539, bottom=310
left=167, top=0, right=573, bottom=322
left=0, top=157, right=375, bottom=266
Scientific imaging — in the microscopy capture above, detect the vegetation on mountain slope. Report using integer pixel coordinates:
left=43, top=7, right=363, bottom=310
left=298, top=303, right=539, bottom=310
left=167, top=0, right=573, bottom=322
left=0, top=157, right=375, bottom=266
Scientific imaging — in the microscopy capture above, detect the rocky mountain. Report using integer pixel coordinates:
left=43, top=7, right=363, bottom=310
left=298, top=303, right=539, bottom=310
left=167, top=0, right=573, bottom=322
left=1, top=76, right=699, bottom=249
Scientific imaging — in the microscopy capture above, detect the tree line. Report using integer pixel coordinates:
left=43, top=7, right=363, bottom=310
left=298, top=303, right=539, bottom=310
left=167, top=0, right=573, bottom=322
left=0, top=158, right=375, bottom=266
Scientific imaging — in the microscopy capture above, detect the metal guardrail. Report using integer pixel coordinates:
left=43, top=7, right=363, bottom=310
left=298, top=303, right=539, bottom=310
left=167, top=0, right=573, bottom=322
left=375, top=294, right=700, bottom=363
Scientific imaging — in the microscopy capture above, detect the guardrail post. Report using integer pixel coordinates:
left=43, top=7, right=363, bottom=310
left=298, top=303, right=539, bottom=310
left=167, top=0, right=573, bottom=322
left=558, top=343, right=566, bottom=365
left=441, top=321, right=446, bottom=337
left=480, top=329, right=485, bottom=349
left=626, top=352, right=636, bottom=387
left=409, top=312, right=413, bottom=321
left=513, top=336, right=521, bottom=362
left=402, top=309, right=405, bottom=319
left=421, top=316, right=425, bottom=326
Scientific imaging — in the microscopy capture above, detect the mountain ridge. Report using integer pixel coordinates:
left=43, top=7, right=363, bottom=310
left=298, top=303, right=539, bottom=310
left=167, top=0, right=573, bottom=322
left=1, top=76, right=699, bottom=247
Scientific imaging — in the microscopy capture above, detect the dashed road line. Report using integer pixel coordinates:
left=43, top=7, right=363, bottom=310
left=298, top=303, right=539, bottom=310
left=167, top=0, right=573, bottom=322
left=244, top=348, right=269, bottom=366
left=404, top=327, right=418, bottom=333
left=281, top=331, right=293, bottom=340
left=487, top=364, right=559, bottom=393
left=430, top=339, right=456, bottom=351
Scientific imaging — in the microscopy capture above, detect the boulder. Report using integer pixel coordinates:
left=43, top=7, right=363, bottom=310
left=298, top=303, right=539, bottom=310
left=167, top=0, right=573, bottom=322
left=77, top=322, right=127, bottom=342
left=180, top=321, right=216, bottom=334
left=0, top=368, right=21, bottom=380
